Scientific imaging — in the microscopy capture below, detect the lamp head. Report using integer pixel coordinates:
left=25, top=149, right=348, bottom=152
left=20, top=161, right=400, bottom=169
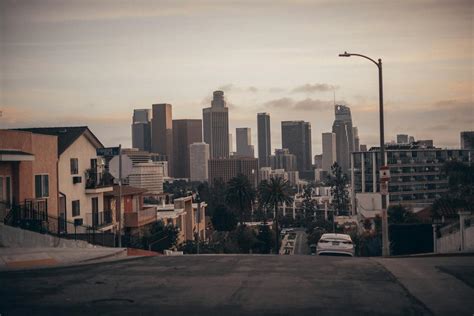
left=338, top=51, right=351, bottom=57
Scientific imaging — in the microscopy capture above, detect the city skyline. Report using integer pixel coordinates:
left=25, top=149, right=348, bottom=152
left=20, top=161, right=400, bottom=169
left=1, top=0, right=472, bottom=153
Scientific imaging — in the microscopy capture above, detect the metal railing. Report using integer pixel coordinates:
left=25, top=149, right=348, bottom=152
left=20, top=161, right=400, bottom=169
left=86, top=210, right=113, bottom=229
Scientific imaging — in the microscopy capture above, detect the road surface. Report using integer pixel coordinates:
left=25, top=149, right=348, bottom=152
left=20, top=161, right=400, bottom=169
left=2, top=255, right=473, bottom=315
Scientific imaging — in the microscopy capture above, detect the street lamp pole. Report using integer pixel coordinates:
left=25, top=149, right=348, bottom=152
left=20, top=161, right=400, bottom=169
left=338, top=51, right=390, bottom=257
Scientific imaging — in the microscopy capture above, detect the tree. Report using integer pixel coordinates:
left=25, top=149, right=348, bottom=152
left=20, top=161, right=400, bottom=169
left=258, top=177, right=294, bottom=254
left=226, top=174, right=256, bottom=226
left=211, top=204, right=238, bottom=231
left=388, top=204, right=419, bottom=224
left=301, top=184, right=316, bottom=226
left=256, top=224, right=275, bottom=254
left=141, top=221, right=179, bottom=252
left=327, top=162, right=349, bottom=215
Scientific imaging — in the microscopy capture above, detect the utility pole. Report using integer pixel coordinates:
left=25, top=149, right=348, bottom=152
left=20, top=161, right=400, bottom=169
left=118, top=144, right=122, bottom=248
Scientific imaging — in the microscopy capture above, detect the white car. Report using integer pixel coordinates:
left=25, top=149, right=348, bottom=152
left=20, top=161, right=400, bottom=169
left=316, top=233, right=355, bottom=257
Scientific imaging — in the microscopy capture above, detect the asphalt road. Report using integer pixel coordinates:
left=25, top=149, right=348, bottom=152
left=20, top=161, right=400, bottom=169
left=293, top=228, right=310, bottom=255
left=3, top=255, right=468, bottom=315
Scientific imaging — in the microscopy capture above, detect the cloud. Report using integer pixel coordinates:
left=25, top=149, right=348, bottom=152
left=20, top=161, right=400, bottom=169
left=263, top=97, right=334, bottom=112
left=292, top=83, right=339, bottom=94
left=217, top=84, right=259, bottom=94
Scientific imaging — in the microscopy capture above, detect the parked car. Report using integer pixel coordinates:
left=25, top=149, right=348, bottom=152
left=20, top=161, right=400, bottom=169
left=316, top=233, right=355, bottom=257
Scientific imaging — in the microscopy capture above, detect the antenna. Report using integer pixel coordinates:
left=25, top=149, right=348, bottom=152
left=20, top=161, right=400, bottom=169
left=333, top=90, right=336, bottom=106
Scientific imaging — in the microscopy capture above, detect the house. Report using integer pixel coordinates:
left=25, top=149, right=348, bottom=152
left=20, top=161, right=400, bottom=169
left=0, top=130, right=59, bottom=220
left=16, top=127, right=113, bottom=229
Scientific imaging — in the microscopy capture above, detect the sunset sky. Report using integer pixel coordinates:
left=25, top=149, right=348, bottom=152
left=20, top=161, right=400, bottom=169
left=1, top=0, right=472, bottom=155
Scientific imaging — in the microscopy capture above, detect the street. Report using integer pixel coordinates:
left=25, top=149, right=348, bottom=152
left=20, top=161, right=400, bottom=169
left=1, top=255, right=473, bottom=315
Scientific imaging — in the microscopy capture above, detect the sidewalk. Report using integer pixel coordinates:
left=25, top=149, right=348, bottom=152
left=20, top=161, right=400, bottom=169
left=0, top=247, right=144, bottom=270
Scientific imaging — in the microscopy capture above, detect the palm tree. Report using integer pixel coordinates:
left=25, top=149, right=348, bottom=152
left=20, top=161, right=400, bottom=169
left=226, top=174, right=256, bottom=227
left=258, top=177, right=293, bottom=254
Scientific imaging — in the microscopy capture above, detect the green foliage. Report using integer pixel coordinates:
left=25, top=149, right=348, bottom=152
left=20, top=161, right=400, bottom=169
left=226, top=174, right=256, bottom=225
left=327, top=162, right=349, bottom=215
left=255, top=224, right=275, bottom=254
left=211, top=204, right=238, bottom=231
left=139, top=220, right=179, bottom=252
left=235, top=226, right=259, bottom=253
left=388, top=204, right=420, bottom=224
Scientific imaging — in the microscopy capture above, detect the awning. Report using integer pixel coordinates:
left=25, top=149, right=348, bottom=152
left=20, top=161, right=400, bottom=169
left=0, top=150, right=35, bottom=161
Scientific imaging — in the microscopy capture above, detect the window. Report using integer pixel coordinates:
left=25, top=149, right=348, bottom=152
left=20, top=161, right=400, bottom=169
left=6, top=177, right=11, bottom=205
left=70, top=158, right=79, bottom=175
left=72, top=200, right=80, bottom=217
left=90, top=159, right=97, bottom=170
left=35, top=175, right=49, bottom=198
left=92, top=197, right=99, bottom=213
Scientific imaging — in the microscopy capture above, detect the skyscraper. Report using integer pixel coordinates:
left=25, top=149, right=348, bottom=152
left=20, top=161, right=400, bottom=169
left=353, top=126, right=360, bottom=152
left=269, top=148, right=297, bottom=171
left=131, top=109, right=152, bottom=152
left=151, top=103, right=173, bottom=175
left=281, top=121, right=312, bottom=173
left=203, top=91, right=229, bottom=159
left=322, top=132, right=337, bottom=172
left=397, top=134, right=409, bottom=144
left=189, top=142, right=210, bottom=182
left=236, top=127, right=254, bottom=157
left=332, top=105, right=354, bottom=175
left=257, top=113, right=271, bottom=167
left=461, top=131, right=474, bottom=150
left=172, top=119, right=202, bottom=178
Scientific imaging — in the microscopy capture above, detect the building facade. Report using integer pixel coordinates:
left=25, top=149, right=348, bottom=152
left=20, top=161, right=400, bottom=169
left=269, top=148, right=297, bottom=171
left=257, top=113, right=271, bottom=167
left=236, top=127, right=254, bottom=158
left=332, top=104, right=354, bottom=175
left=351, top=145, right=472, bottom=212
left=208, top=157, right=258, bottom=186
left=128, top=162, right=164, bottom=195
left=189, top=142, right=209, bottom=182
left=151, top=103, right=173, bottom=175
left=461, top=131, right=474, bottom=150
left=322, top=132, right=337, bottom=172
left=203, top=91, right=230, bottom=159
left=281, top=121, right=312, bottom=173
left=131, top=109, right=152, bottom=152
left=172, top=119, right=202, bottom=178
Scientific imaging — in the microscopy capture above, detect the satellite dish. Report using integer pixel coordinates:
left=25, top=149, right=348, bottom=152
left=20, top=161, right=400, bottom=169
left=109, top=155, right=133, bottom=179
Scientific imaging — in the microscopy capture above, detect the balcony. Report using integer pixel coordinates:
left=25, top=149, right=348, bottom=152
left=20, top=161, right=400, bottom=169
left=85, top=169, right=113, bottom=194
left=86, top=210, right=113, bottom=229
left=124, top=207, right=157, bottom=228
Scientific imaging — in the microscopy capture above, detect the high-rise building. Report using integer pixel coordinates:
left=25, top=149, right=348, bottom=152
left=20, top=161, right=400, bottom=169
left=461, top=131, right=474, bottom=150
left=128, top=162, right=164, bottom=195
left=314, top=154, right=323, bottom=169
left=208, top=157, right=259, bottom=186
left=397, top=134, right=409, bottom=144
left=332, top=105, right=354, bottom=175
left=409, top=136, right=415, bottom=143
left=172, top=119, right=202, bottom=178
left=322, top=132, right=337, bottom=172
left=131, top=109, right=152, bottom=152
left=236, top=127, right=254, bottom=157
left=281, top=121, right=312, bottom=173
left=151, top=103, right=173, bottom=175
left=359, top=144, right=368, bottom=152
left=229, top=134, right=233, bottom=154
left=203, top=91, right=230, bottom=159
left=353, top=127, right=360, bottom=152
left=189, top=142, right=210, bottom=182
left=269, top=148, right=297, bottom=171
left=257, top=113, right=271, bottom=167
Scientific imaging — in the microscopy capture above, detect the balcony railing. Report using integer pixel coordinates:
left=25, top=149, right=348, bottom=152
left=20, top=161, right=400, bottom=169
left=85, top=169, right=113, bottom=190
left=86, top=210, right=113, bottom=228
left=124, top=207, right=157, bottom=228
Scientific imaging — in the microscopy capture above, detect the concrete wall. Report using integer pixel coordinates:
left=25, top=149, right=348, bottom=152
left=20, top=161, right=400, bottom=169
left=0, top=224, right=93, bottom=248
left=437, top=226, right=474, bottom=253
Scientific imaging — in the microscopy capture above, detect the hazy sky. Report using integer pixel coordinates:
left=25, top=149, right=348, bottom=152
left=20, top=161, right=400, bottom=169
left=1, top=0, right=472, bottom=155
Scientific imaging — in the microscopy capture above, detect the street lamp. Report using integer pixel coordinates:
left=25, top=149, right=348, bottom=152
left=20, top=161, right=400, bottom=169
left=338, top=51, right=390, bottom=257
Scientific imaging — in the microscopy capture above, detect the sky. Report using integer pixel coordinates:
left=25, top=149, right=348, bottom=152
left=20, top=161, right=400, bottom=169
left=1, top=0, right=473, bottom=156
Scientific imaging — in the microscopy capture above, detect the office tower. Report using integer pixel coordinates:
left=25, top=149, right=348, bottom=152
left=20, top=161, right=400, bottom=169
left=332, top=105, right=354, bottom=175
left=281, top=121, right=312, bottom=173
left=236, top=128, right=254, bottom=157
left=172, top=119, right=203, bottom=178
left=360, top=144, right=368, bottom=152
left=269, top=148, right=297, bottom=171
left=203, top=91, right=229, bottom=159
left=208, top=157, right=259, bottom=186
left=397, top=134, right=409, bottom=144
left=229, top=134, right=233, bottom=154
left=322, top=132, right=337, bottom=172
left=314, top=154, right=323, bottom=169
left=151, top=103, right=173, bottom=175
left=131, top=109, right=152, bottom=152
left=460, top=131, right=474, bottom=150
left=128, top=162, right=164, bottom=194
left=409, top=136, right=415, bottom=143
left=257, top=113, right=271, bottom=167
left=189, top=142, right=210, bottom=182
left=353, top=127, right=360, bottom=152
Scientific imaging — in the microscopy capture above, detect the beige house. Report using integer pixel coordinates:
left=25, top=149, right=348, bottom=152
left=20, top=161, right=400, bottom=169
left=18, top=127, right=113, bottom=230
